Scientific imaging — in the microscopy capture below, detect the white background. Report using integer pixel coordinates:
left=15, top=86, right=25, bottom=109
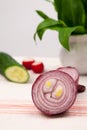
left=0, top=0, right=61, bottom=57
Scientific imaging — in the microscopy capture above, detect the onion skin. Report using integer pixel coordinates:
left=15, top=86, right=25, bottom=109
left=32, top=70, right=77, bottom=116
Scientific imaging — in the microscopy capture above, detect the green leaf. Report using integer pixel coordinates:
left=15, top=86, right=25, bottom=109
left=33, top=18, right=66, bottom=41
left=36, top=10, right=49, bottom=19
left=36, top=19, right=66, bottom=31
left=58, top=27, right=83, bottom=50
left=54, top=0, right=64, bottom=19
left=82, top=0, right=87, bottom=29
left=63, top=0, right=85, bottom=27
left=48, top=26, right=85, bottom=50
left=34, top=29, right=46, bottom=41
left=33, top=17, right=85, bottom=50
left=54, top=0, right=85, bottom=27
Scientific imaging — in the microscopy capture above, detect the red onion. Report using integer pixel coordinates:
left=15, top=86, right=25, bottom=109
left=32, top=70, right=77, bottom=115
left=57, top=66, right=79, bottom=85
left=77, top=84, right=86, bottom=93
left=57, top=66, right=86, bottom=93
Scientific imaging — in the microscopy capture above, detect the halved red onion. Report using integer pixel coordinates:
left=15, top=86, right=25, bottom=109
left=57, top=66, right=79, bottom=85
left=32, top=70, right=77, bottom=115
left=57, top=66, right=86, bottom=93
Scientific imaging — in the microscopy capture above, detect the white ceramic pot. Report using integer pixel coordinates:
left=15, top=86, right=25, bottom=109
left=59, top=34, right=87, bottom=75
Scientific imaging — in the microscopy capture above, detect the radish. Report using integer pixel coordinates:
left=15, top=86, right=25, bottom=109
left=22, top=59, right=35, bottom=70
left=31, top=61, right=44, bottom=73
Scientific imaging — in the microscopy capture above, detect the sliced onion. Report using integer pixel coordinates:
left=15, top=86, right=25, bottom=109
left=57, top=66, right=86, bottom=93
left=32, top=70, right=77, bottom=115
left=57, top=66, right=79, bottom=85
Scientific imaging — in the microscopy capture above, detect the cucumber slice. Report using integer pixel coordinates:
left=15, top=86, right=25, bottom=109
left=0, top=52, right=29, bottom=83
left=5, top=66, right=29, bottom=83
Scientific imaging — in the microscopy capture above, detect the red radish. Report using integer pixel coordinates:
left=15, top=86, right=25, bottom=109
left=31, top=61, right=44, bottom=73
left=22, top=59, right=35, bottom=70
left=32, top=70, right=77, bottom=115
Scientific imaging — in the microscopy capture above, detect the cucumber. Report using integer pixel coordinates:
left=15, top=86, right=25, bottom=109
left=0, top=52, right=29, bottom=83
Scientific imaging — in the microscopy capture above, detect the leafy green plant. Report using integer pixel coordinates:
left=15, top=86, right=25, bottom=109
left=34, top=0, right=87, bottom=50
